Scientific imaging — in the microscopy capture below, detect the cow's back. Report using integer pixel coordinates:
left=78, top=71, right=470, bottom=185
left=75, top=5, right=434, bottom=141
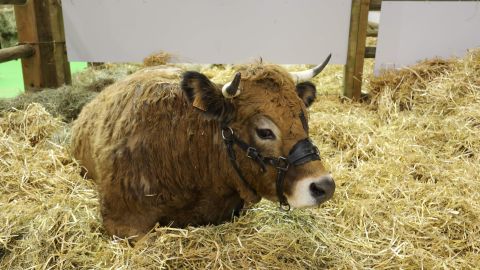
left=70, top=67, right=184, bottom=181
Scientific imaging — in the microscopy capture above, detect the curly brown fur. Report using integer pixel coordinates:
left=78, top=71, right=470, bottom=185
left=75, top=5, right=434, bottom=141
left=71, top=63, right=331, bottom=239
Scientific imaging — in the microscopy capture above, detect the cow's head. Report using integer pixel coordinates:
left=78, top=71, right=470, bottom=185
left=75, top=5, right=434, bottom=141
left=181, top=55, right=335, bottom=209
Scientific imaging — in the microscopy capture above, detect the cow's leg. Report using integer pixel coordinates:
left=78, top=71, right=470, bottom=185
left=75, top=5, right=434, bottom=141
left=100, top=194, right=158, bottom=240
left=103, top=217, right=148, bottom=241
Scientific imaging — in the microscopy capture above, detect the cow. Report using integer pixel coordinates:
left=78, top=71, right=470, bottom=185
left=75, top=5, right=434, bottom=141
left=70, top=56, right=335, bottom=239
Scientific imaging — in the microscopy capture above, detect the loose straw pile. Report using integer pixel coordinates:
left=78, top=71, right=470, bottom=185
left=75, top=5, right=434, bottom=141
left=1, top=50, right=479, bottom=269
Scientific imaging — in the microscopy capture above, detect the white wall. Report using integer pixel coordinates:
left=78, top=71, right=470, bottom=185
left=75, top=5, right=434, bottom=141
left=62, top=0, right=352, bottom=65
left=375, top=1, right=480, bottom=73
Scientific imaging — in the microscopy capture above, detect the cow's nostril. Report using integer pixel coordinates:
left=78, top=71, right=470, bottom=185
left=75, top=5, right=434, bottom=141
left=309, top=176, right=335, bottom=203
left=309, top=182, right=326, bottom=198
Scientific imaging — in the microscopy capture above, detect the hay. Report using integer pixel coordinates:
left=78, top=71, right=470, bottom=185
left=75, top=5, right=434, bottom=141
left=367, top=22, right=378, bottom=39
left=368, top=50, right=480, bottom=114
left=0, top=63, right=142, bottom=122
left=143, top=52, right=172, bottom=66
left=0, top=86, right=97, bottom=122
left=1, top=51, right=480, bottom=268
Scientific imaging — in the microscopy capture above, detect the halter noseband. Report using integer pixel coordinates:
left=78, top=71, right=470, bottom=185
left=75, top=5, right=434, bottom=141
left=221, top=126, right=321, bottom=211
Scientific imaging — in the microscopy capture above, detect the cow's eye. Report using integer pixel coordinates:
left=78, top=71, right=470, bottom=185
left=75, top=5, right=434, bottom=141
left=256, top=128, right=276, bottom=140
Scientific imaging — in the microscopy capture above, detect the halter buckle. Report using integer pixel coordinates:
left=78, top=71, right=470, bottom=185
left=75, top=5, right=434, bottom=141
left=276, top=156, right=289, bottom=171
left=246, top=147, right=259, bottom=159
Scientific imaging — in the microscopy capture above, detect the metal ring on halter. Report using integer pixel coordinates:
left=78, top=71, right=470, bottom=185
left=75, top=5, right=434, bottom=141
left=221, top=127, right=234, bottom=140
left=279, top=202, right=291, bottom=211
left=246, top=147, right=259, bottom=159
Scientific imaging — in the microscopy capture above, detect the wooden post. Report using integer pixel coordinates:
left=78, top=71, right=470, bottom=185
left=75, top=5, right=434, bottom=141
left=343, top=0, right=370, bottom=100
left=13, top=0, right=71, bottom=91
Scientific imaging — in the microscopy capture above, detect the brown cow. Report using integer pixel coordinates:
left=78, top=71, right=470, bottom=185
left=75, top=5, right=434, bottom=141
left=71, top=57, right=335, bottom=239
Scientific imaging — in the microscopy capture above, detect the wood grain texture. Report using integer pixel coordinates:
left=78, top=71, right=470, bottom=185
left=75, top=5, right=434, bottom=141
left=343, top=0, right=370, bottom=100
left=13, top=0, right=71, bottom=91
left=0, top=44, right=34, bottom=63
left=0, top=0, right=27, bottom=5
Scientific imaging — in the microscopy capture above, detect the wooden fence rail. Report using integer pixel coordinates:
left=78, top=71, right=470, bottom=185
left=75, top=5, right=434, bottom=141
left=0, top=44, right=34, bottom=63
left=370, top=0, right=382, bottom=10
left=0, top=0, right=27, bottom=4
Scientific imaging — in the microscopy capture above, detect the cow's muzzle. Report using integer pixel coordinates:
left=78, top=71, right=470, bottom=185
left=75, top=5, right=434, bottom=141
left=221, top=127, right=323, bottom=211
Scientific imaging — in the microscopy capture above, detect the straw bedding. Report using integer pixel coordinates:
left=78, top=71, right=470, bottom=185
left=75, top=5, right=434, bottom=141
left=1, top=50, right=479, bottom=269
left=0, top=64, right=141, bottom=122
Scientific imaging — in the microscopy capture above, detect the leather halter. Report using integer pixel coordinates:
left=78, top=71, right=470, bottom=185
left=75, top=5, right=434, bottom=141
left=221, top=126, right=321, bottom=210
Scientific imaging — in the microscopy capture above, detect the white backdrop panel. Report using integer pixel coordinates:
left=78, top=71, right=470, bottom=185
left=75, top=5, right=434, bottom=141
left=375, top=1, right=480, bottom=73
left=62, top=0, right=351, bottom=64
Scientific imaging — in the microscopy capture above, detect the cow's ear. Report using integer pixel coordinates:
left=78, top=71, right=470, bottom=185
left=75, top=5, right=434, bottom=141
left=181, top=71, right=235, bottom=122
left=295, top=82, right=317, bottom=107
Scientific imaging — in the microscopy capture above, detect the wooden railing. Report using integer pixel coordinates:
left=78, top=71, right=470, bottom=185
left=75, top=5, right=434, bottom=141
left=0, top=0, right=71, bottom=91
left=0, top=0, right=27, bottom=4
left=0, top=44, right=34, bottom=62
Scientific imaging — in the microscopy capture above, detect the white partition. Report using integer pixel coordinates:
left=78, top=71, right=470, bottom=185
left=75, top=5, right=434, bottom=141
left=62, top=0, right=351, bottom=64
left=375, top=1, right=480, bottom=74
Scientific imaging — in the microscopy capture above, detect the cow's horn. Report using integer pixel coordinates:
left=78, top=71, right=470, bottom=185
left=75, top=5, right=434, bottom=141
left=222, top=72, right=242, bottom=98
left=290, top=54, right=332, bottom=83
